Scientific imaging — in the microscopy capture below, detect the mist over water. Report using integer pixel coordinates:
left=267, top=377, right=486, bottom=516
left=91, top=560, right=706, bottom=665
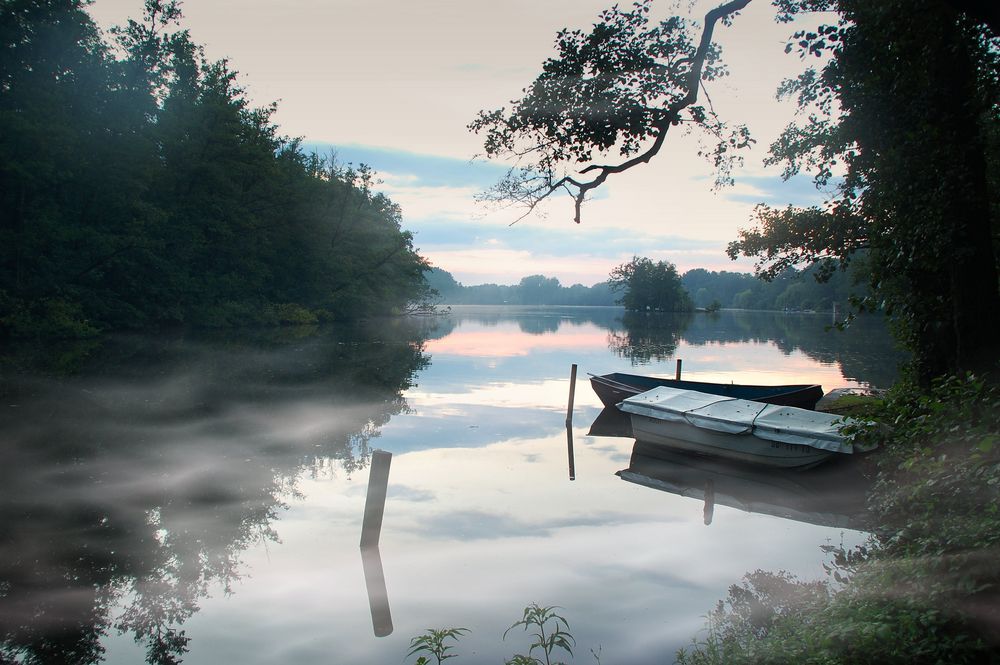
left=0, top=308, right=899, bottom=664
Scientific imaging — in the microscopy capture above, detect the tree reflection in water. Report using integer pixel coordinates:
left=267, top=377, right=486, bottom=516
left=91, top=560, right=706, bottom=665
left=607, top=311, right=693, bottom=364
left=609, top=309, right=903, bottom=388
left=0, top=322, right=429, bottom=664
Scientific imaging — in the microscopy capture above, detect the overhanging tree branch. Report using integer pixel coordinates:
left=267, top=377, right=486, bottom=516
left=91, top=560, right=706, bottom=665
left=472, top=0, right=753, bottom=224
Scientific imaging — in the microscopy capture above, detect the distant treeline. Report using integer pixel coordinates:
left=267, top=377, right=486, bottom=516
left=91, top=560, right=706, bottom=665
left=426, top=270, right=618, bottom=306
left=682, top=261, right=867, bottom=311
left=1, top=1, right=429, bottom=337
left=427, top=260, right=867, bottom=312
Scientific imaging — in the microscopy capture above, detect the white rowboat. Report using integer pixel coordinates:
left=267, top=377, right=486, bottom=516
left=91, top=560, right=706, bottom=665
left=618, top=386, right=859, bottom=469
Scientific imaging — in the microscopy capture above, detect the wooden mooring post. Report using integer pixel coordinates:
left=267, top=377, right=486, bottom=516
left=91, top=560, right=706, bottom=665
left=675, top=358, right=682, bottom=380
left=360, top=450, right=392, bottom=548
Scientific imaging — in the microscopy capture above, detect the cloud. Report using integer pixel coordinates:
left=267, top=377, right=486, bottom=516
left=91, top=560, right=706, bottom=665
left=414, top=214, right=717, bottom=251
left=387, top=485, right=437, bottom=502
left=302, top=142, right=506, bottom=190
left=296, top=142, right=776, bottom=285
left=722, top=174, right=832, bottom=207
left=407, top=508, right=669, bottom=541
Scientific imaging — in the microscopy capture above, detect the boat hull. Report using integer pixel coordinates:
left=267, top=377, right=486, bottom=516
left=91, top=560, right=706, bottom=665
left=629, top=414, right=835, bottom=469
left=590, top=373, right=823, bottom=410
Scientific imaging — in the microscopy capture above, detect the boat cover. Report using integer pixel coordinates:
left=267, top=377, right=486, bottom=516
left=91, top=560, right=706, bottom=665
left=619, top=386, right=855, bottom=454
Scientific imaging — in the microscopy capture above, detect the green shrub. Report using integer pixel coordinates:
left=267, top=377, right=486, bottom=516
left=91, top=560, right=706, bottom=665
left=261, top=302, right=319, bottom=326
left=678, top=374, right=1000, bottom=665
left=0, top=294, right=100, bottom=338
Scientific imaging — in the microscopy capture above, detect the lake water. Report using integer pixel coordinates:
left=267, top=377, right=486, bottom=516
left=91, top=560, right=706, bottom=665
left=0, top=307, right=901, bottom=664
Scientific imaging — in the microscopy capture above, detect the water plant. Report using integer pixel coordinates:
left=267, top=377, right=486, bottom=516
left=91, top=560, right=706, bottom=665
left=406, top=627, right=469, bottom=665
left=502, top=604, right=575, bottom=665
left=406, top=604, right=588, bottom=664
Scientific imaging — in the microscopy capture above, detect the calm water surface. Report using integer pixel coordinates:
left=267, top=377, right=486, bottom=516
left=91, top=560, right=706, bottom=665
left=0, top=307, right=901, bottom=664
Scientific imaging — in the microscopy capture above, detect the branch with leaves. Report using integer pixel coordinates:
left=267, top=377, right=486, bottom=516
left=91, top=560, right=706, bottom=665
left=727, top=204, right=867, bottom=282
left=470, top=0, right=753, bottom=224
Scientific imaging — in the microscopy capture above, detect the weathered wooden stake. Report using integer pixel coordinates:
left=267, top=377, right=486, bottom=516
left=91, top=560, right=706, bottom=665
left=360, top=450, right=392, bottom=548
left=565, top=363, right=578, bottom=428
left=675, top=358, right=683, bottom=380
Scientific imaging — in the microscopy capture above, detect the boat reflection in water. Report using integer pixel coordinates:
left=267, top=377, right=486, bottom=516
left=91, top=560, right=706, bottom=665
left=587, top=406, right=634, bottom=438
left=617, top=440, right=871, bottom=530
left=590, top=407, right=871, bottom=530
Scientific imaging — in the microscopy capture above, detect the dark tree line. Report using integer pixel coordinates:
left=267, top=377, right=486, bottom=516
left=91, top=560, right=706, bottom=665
left=0, top=0, right=430, bottom=337
left=425, top=268, right=618, bottom=306
left=683, top=261, right=866, bottom=312
left=426, top=263, right=859, bottom=311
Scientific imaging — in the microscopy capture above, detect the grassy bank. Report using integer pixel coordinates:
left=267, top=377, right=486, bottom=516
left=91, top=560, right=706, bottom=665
left=676, top=374, right=1000, bottom=665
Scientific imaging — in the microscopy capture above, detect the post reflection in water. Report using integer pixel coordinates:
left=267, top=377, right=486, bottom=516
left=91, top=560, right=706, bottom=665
left=566, top=426, right=576, bottom=481
left=359, top=450, right=393, bottom=637
left=360, top=547, right=392, bottom=638
left=703, top=480, right=715, bottom=526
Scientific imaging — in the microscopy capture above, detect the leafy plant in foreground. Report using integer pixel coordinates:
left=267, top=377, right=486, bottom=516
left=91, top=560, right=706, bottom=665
left=407, top=627, right=469, bottom=665
left=503, top=603, right=575, bottom=665
left=406, top=604, right=596, bottom=664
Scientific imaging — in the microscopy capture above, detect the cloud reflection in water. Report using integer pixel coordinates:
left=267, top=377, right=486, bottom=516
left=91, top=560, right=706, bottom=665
left=1, top=308, right=898, bottom=664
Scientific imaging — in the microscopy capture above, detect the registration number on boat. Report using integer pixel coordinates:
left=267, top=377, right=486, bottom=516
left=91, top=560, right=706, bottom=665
left=769, top=441, right=809, bottom=452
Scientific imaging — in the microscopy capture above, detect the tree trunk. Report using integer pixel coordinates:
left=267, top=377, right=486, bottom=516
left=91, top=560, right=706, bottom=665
left=942, top=26, right=1000, bottom=379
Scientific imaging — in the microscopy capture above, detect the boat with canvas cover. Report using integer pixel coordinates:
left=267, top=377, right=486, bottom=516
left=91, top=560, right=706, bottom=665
left=618, top=386, right=860, bottom=468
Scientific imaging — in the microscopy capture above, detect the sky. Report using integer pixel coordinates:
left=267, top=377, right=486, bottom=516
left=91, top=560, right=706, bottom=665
left=87, top=0, right=830, bottom=286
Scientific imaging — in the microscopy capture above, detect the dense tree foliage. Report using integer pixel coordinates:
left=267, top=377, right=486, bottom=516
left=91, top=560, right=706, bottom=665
left=609, top=256, right=693, bottom=311
left=727, top=0, right=1000, bottom=382
left=683, top=259, right=867, bottom=311
left=0, top=0, right=430, bottom=337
